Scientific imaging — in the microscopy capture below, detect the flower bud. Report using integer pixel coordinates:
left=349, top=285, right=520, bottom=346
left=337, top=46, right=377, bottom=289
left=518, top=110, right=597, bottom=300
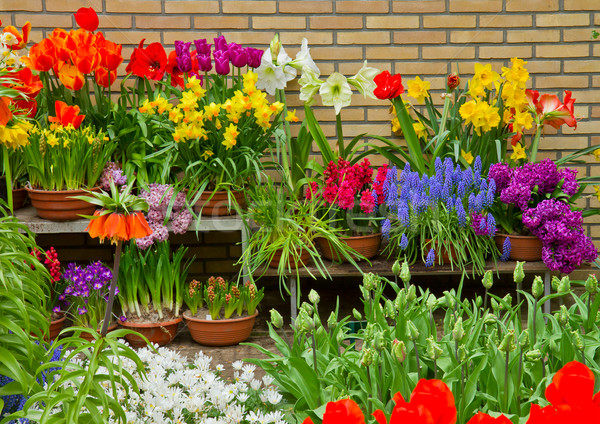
left=392, top=339, right=406, bottom=362
left=558, top=305, right=569, bottom=326
left=426, top=336, right=443, bottom=360
left=498, top=330, right=516, bottom=353
left=296, top=310, right=314, bottom=333
left=452, top=317, right=465, bottom=342
left=513, top=261, right=525, bottom=284
left=482, top=270, right=493, bottom=290
left=336, top=329, right=345, bottom=344
left=486, top=329, right=498, bottom=349
left=557, top=276, right=571, bottom=294
left=501, top=294, right=512, bottom=310
left=360, top=347, right=375, bottom=367
left=373, top=331, right=385, bottom=351
left=551, top=275, right=561, bottom=291
left=363, top=272, right=379, bottom=291
left=308, top=289, right=320, bottom=305
left=443, top=291, right=456, bottom=310
left=447, top=73, right=460, bottom=92
left=352, top=308, right=362, bottom=321
left=585, top=274, right=598, bottom=294
left=571, top=329, right=584, bottom=351
left=407, top=285, right=416, bottom=303
left=301, top=302, right=314, bottom=317
left=490, top=298, right=499, bottom=312
left=532, top=276, right=544, bottom=299
left=270, top=309, right=283, bottom=329
left=400, top=261, right=411, bottom=285
left=392, top=260, right=401, bottom=277
left=484, top=313, right=496, bottom=325
left=518, top=330, right=529, bottom=349
left=327, top=311, right=338, bottom=329
left=395, top=290, right=407, bottom=311
left=426, top=293, right=437, bottom=310
left=525, top=349, right=542, bottom=362
left=364, top=323, right=374, bottom=342
left=269, top=33, right=281, bottom=60
left=407, top=321, right=420, bottom=341
left=385, top=299, right=396, bottom=318
left=549, top=339, right=559, bottom=354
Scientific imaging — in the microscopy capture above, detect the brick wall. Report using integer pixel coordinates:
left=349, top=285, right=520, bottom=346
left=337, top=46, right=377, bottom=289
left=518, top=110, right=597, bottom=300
left=3, top=0, right=600, bottom=256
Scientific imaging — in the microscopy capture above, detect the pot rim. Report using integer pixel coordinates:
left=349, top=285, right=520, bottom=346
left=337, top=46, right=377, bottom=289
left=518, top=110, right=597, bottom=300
left=50, top=314, right=67, bottom=324
left=25, top=186, right=101, bottom=194
left=183, top=310, right=258, bottom=323
left=494, top=233, right=540, bottom=240
left=339, top=232, right=382, bottom=241
left=119, top=316, right=183, bottom=328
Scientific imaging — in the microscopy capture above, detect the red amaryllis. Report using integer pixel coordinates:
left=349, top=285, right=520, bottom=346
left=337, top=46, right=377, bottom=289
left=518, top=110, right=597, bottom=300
left=48, top=100, right=85, bottom=129
left=526, top=89, right=577, bottom=130
left=126, top=39, right=168, bottom=80
left=466, top=412, right=512, bottom=424
left=374, top=379, right=457, bottom=424
left=74, top=7, right=99, bottom=32
left=373, top=71, right=404, bottom=100
left=302, top=398, right=365, bottom=424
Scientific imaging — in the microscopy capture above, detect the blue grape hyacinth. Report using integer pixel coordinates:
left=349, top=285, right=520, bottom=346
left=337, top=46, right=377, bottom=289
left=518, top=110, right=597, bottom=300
left=500, top=236, right=511, bottom=261
left=425, top=248, right=435, bottom=267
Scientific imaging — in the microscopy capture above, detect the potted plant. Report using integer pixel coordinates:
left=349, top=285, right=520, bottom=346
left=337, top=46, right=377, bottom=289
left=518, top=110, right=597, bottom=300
left=116, top=182, right=193, bottom=347
left=22, top=101, right=116, bottom=221
left=308, top=158, right=389, bottom=262
left=381, top=156, right=500, bottom=276
left=182, top=276, right=264, bottom=346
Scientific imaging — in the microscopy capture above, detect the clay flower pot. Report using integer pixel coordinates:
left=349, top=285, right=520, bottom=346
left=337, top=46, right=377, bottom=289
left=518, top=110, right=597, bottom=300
left=12, top=188, right=27, bottom=210
left=193, top=189, right=246, bottom=216
left=423, top=239, right=460, bottom=264
left=78, top=322, right=118, bottom=342
left=495, top=233, right=543, bottom=261
left=183, top=311, right=257, bottom=346
left=26, top=187, right=100, bottom=221
left=318, top=233, right=382, bottom=262
left=48, top=314, right=66, bottom=341
left=119, top=316, right=182, bottom=348
left=268, top=248, right=311, bottom=268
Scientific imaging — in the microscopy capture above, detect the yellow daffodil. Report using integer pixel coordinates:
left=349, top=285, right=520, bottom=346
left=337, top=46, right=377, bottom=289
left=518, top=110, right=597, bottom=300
left=138, top=99, right=154, bottom=114
left=391, top=118, right=401, bottom=133
left=413, top=121, right=428, bottom=141
left=461, top=150, right=474, bottom=165
left=468, top=78, right=486, bottom=98
left=593, top=148, right=600, bottom=162
left=407, top=76, right=431, bottom=104
left=222, top=123, right=239, bottom=150
left=201, top=149, right=214, bottom=160
left=473, top=63, right=500, bottom=90
left=459, top=99, right=500, bottom=135
left=501, top=57, right=529, bottom=89
left=510, top=143, right=527, bottom=161
left=285, top=109, right=299, bottom=122
left=180, top=91, right=199, bottom=112
left=204, top=102, right=221, bottom=120
left=511, top=110, right=534, bottom=134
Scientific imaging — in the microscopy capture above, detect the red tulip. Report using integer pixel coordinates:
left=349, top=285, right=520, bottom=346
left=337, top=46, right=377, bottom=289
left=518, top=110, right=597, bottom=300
left=95, top=67, right=117, bottom=88
left=22, top=38, right=58, bottom=72
left=74, top=7, right=99, bottom=32
left=48, top=100, right=85, bottom=129
left=373, top=71, right=404, bottom=100
left=323, top=398, right=365, bottom=424
left=466, top=412, right=512, bottom=424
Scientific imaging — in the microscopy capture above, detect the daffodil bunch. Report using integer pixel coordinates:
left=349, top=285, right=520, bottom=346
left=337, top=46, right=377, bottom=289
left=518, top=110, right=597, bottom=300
left=144, top=70, right=283, bottom=196
left=23, top=101, right=116, bottom=190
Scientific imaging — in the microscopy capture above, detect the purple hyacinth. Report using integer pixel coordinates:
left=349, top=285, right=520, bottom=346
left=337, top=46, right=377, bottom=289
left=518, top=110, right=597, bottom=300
left=558, top=167, right=579, bottom=196
left=399, top=233, right=409, bottom=250
left=425, top=248, right=435, bottom=267
left=213, top=49, right=230, bottom=75
left=500, top=236, right=511, bottom=261
left=488, top=162, right=512, bottom=193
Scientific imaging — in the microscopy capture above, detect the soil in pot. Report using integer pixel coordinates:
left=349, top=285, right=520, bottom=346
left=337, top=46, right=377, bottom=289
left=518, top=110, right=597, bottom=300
left=183, top=308, right=258, bottom=347
left=119, top=307, right=182, bottom=348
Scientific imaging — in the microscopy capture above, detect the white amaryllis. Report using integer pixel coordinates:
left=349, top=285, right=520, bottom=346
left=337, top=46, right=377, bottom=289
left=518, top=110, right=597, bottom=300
left=319, top=72, right=353, bottom=115
left=348, top=61, right=380, bottom=99
left=289, top=38, right=320, bottom=75
left=255, top=48, right=290, bottom=95
left=298, top=66, right=322, bottom=106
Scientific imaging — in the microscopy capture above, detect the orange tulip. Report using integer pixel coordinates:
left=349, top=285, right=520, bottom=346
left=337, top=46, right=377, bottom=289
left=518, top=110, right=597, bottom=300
left=0, top=97, right=13, bottom=126
left=74, top=44, right=100, bottom=74
left=126, top=212, right=153, bottom=240
left=86, top=210, right=109, bottom=240
left=22, top=38, right=58, bottom=72
left=48, top=100, right=85, bottom=129
left=95, top=68, right=117, bottom=88
left=57, top=63, right=85, bottom=91
left=97, top=34, right=123, bottom=71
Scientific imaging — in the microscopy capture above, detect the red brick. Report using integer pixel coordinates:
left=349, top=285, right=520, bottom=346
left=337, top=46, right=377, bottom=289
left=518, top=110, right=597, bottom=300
left=279, top=0, right=333, bottom=13
left=311, top=16, right=363, bottom=29
left=165, top=1, right=220, bottom=13
left=194, top=16, right=249, bottom=29
left=393, top=1, right=446, bottom=13
left=336, top=1, right=389, bottom=13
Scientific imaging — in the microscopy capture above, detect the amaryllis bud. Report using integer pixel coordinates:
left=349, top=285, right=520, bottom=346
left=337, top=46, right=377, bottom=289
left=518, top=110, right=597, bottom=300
left=532, top=276, right=544, bottom=298
left=392, top=339, right=406, bottom=362
left=447, top=73, right=460, bottom=92
left=308, top=289, right=320, bottom=305
left=270, top=309, right=283, bottom=329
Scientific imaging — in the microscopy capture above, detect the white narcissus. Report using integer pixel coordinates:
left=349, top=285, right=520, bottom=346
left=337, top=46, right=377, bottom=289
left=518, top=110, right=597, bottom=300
left=348, top=61, right=380, bottom=99
left=319, top=72, right=353, bottom=115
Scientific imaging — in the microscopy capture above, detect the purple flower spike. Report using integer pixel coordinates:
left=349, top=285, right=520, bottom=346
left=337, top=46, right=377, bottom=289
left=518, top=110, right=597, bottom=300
left=213, top=35, right=228, bottom=52
left=246, top=47, right=264, bottom=68
left=194, top=39, right=212, bottom=56
left=213, top=50, right=230, bottom=75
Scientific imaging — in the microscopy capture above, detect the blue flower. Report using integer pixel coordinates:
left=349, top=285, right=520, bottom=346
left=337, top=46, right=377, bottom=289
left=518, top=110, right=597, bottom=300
left=474, top=155, right=482, bottom=175
left=500, top=236, right=511, bottom=261
left=398, top=202, right=410, bottom=227
left=462, top=169, right=474, bottom=191
left=479, top=217, right=487, bottom=233
left=468, top=193, right=477, bottom=211
left=457, top=180, right=466, bottom=199
left=425, top=248, right=435, bottom=267
left=487, top=178, right=496, bottom=206
left=399, top=233, right=409, bottom=250
left=382, top=218, right=391, bottom=240
left=434, top=157, right=443, bottom=176
left=475, top=191, right=486, bottom=212
left=487, top=214, right=497, bottom=237
left=455, top=200, right=466, bottom=227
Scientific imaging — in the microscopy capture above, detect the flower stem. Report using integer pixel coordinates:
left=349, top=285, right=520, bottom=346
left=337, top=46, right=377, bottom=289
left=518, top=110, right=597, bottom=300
left=504, top=350, right=509, bottom=410
left=3, top=146, right=13, bottom=214
left=336, top=112, right=345, bottom=159
left=101, top=239, right=123, bottom=336
left=529, top=125, right=543, bottom=163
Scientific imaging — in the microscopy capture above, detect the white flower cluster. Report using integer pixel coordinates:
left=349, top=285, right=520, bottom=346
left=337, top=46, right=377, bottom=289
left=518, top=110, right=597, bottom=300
left=94, top=345, right=289, bottom=424
left=0, top=32, right=24, bottom=69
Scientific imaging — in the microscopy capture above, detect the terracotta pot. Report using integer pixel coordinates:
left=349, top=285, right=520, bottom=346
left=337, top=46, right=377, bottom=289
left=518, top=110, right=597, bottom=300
left=318, top=233, right=382, bottom=262
left=183, top=311, right=257, bottom=346
left=268, top=247, right=311, bottom=268
left=26, top=187, right=100, bottom=221
left=119, top=316, right=182, bottom=348
left=495, top=233, right=543, bottom=261
left=423, top=239, right=459, bottom=264
left=78, top=322, right=118, bottom=342
left=193, top=190, right=247, bottom=216
left=48, top=314, right=66, bottom=341
left=12, top=188, right=27, bottom=210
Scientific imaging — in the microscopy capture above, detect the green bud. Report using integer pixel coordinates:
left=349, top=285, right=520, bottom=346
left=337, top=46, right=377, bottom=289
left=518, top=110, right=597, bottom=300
left=363, top=272, right=379, bottom=292
left=327, top=311, right=338, bottom=329
left=518, top=330, right=529, bottom=349
left=301, top=302, right=314, bottom=317
left=269, top=33, right=281, bottom=59
left=482, top=270, right=493, bottom=290
left=500, top=294, right=512, bottom=310
left=392, top=260, right=401, bottom=277
left=360, top=347, right=375, bottom=367
left=525, top=349, right=542, bottom=362
left=475, top=296, right=482, bottom=307
left=400, top=261, right=411, bottom=285
left=549, top=338, right=559, bottom=354
left=486, top=329, right=498, bottom=349
left=558, top=305, right=569, bottom=326
left=426, top=293, right=437, bottom=310
left=407, top=285, right=416, bottom=302
left=551, top=275, right=561, bottom=291
left=490, top=298, right=499, bottom=311
left=308, top=289, right=320, bottom=305
left=443, top=291, right=456, bottom=309
left=295, top=310, right=312, bottom=333
left=270, top=309, right=283, bottom=329
left=385, top=299, right=396, bottom=318
left=585, top=274, right=598, bottom=294
left=484, top=313, right=496, bottom=325
left=407, top=321, right=420, bottom=341
left=458, top=345, right=467, bottom=362
left=452, top=317, right=465, bottom=341
left=572, top=330, right=584, bottom=351
left=373, top=331, right=385, bottom=351
left=336, top=329, right=345, bottom=344
left=498, top=329, right=516, bottom=353
left=532, top=276, right=544, bottom=299
left=352, top=308, right=362, bottom=321
left=315, top=325, right=327, bottom=339
left=395, top=289, right=407, bottom=311
left=392, top=339, right=406, bottom=362
left=426, top=336, right=443, bottom=360
left=364, top=323, right=375, bottom=342
left=558, top=276, right=571, bottom=294
left=513, top=261, right=525, bottom=284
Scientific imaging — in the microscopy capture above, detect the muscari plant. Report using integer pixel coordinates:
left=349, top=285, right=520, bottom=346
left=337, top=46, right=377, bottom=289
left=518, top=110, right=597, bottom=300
left=381, top=156, right=501, bottom=276
left=246, top=265, right=600, bottom=424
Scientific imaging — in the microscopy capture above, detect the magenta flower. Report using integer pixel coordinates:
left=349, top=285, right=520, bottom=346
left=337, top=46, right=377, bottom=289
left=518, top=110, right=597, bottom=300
left=213, top=50, right=230, bottom=75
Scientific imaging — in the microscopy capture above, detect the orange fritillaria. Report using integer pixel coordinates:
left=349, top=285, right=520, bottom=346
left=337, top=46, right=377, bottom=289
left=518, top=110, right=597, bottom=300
left=86, top=210, right=152, bottom=244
